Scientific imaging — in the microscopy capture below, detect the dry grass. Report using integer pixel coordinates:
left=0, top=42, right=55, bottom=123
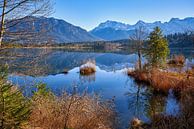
left=80, top=60, right=96, bottom=75
left=168, top=55, right=185, bottom=66
left=28, top=92, right=117, bottom=129
left=128, top=69, right=149, bottom=83
left=128, top=68, right=194, bottom=92
left=142, top=115, right=180, bottom=129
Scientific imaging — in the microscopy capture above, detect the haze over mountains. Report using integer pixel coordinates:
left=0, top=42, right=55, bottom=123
left=7, top=16, right=194, bottom=43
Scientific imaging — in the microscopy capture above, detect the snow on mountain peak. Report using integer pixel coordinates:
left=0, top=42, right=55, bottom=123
left=91, top=17, right=194, bottom=41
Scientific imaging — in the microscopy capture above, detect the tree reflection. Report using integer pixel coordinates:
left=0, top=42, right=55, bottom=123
left=125, top=79, right=168, bottom=121
left=146, top=93, right=167, bottom=119
left=125, top=80, right=152, bottom=119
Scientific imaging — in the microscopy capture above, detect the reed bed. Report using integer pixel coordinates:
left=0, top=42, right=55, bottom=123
left=128, top=68, right=194, bottom=92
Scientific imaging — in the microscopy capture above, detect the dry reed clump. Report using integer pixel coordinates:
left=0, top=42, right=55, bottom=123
left=80, top=60, right=96, bottom=75
left=128, top=68, right=194, bottom=92
left=178, top=87, right=194, bottom=128
left=130, top=118, right=144, bottom=129
left=28, top=93, right=117, bottom=129
left=150, top=69, right=184, bottom=92
left=168, top=55, right=185, bottom=66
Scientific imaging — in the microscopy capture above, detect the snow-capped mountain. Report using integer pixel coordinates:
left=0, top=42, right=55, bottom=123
left=91, top=17, right=194, bottom=41
left=6, top=16, right=194, bottom=43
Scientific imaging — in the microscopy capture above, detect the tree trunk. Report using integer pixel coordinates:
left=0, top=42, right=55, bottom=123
left=0, top=0, right=7, bottom=47
left=138, top=49, right=142, bottom=70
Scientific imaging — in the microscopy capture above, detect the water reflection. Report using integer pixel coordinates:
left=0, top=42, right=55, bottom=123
left=1, top=48, right=192, bottom=129
left=146, top=94, right=167, bottom=119
left=0, top=48, right=139, bottom=76
left=79, top=74, right=96, bottom=84
left=125, top=80, right=180, bottom=123
left=8, top=67, right=180, bottom=128
left=125, top=82, right=151, bottom=121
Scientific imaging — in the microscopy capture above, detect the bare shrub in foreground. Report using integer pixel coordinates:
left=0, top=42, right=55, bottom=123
left=28, top=90, right=117, bottom=129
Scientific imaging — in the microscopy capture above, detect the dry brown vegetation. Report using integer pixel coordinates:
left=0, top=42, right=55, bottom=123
left=128, top=59, right=194, bottom=129
left=129, top=78, right=194, bottom=129
left=80, top=61, right=96, bottom=75
left=28, top=92, right=117, bottom=129
left=142, top=86, right=194, bottom=129
left=128, top=68, right=194, bottom=92
left=168, top=55, right=185, bottom=66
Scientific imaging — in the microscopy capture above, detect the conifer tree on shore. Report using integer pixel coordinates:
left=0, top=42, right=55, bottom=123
left=0, top=65, right=30, bottom=128
left=145, top=27, right=170, bottom=67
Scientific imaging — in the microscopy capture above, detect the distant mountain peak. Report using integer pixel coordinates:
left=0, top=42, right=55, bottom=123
left=169, top=18, right=180, bottom=22
left=93, top=20, right=130, bottom=32
left=153, top=21, right=162, bottom=24
left=104, top=20, right=118, bottom=23
left=135, top=20, right=146, bottom=25
left=91, top=17, right=194, bottom=41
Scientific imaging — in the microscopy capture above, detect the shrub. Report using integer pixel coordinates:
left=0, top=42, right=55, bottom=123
left=0, top=65, right=117, bottom=129
left=29, top=89, right=117, bottom=129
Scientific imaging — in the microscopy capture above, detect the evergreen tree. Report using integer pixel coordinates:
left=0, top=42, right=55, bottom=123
left=0, top=65, right=30, bottom=128
left=145, top=27, right=170, bottom=67
left=32, top=83, right=53, bottom=101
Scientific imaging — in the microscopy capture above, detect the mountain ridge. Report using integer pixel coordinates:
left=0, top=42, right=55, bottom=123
left=6, top=16, right=100, bottom=44
left=90, top=17, right=194, bottom=41
left=5, top=16, right=194, bottom=43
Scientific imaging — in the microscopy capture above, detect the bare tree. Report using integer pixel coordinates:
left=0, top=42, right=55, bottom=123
left=130, top=26, right=147, bottom=70
left=0, top=0, right=6, bottom=46
left=0, top=0, right=53, bottom=47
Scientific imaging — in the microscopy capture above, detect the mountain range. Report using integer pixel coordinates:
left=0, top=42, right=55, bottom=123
left=91, top=17, right=194, bottom=41
left=6, top=16, right=194, bottom=43
left=6, top=16, right=99, bottom=44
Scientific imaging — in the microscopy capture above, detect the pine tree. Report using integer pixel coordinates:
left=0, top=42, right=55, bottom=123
left=0, top=65, right=31, bottom=128
left=145, top=27, right=170, bottom=67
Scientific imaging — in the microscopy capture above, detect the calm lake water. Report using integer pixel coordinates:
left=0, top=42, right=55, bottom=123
left=0, top=48, right=193, bottom=129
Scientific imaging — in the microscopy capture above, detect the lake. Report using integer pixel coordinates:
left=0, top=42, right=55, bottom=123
left=0, top=48, right=193, bottom=129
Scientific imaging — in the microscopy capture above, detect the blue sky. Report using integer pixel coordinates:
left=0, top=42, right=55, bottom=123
left=53, top=0, right=194, bottom=30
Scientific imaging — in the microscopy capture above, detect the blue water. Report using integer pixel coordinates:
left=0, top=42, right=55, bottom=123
left=9, top=67, right=180, bottom=129
left=0, top=48, right=186, bottom=129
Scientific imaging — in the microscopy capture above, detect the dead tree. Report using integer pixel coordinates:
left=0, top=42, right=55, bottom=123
left=130, top=26, right=147, bottom=70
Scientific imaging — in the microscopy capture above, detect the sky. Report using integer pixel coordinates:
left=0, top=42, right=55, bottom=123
left=52, top=0, right=194, bottom=31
